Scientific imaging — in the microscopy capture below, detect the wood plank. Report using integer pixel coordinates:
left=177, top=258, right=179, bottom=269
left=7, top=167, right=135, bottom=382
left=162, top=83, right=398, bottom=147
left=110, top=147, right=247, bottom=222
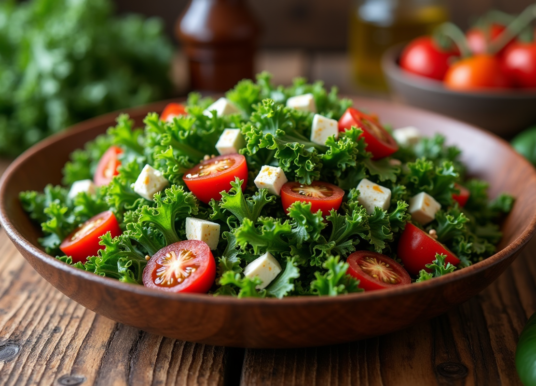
left=0, top=229, right=231, bottom=386
left=241, top=241, right=536, bottom=386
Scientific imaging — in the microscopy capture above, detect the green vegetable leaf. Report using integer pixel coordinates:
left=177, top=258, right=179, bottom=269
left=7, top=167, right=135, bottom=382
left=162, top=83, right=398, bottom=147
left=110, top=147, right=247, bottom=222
left=234, top=217, right=293, bottom=255
left=218, top=271, right=266, bottom=298
left=220, top=178, right=275, bottom=224
left=125, top=185, right=198, bottom=245
left=367, top=207, right=393, bottom=253
left=388, top=201, right=410, bottom=233
left=266, top=258, right=300, bottom=298
left=310, top=256, right=362, bottom=296
left=287, top=201, right=326, bottom=246
left=416, top=253, right=456, bottom=282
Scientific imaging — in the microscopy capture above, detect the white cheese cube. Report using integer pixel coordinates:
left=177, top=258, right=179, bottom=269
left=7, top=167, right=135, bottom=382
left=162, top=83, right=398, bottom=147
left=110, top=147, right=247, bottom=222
left=393, top=127, right=420, bottom=147
left=133, top=165, right=169, bottom=201
left=68, top=179, right=96, bottom=199
left=254, top=166, right=288, bottom=196
left=215, top=129, right=245, bottom=155
left=185, top=217, right=220, bottom=250
left=204, top=97, right=241, bottom=117
left=244, top=252, right=282, bottom=289
left=356, top=178, right=391, bottom=214
left=409, top=192, right=441, bottom=225
left=286, top=93, right=316, bottom=113
left=311, top=114, right=338, bottom=145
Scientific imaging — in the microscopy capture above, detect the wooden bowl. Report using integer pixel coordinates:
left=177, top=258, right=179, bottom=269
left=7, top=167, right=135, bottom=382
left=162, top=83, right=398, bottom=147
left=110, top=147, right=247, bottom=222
left=1, top=99, right=536, bottom=349
left=382, top=44, right=536, bottom=138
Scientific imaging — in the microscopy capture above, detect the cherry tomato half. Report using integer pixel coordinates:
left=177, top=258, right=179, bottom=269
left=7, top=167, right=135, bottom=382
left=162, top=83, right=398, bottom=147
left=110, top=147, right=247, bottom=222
left=452, top=183, right=470, bottom=207
left=444, top=55, right=510, bottom=91
left=466, top=24, right=515, bottom=57
left=502, top=42, right=536, bottom=88
left=281, top=181, right=344, bottom=216
left=94, top=146, right=123, bottom=187
left=60, top=211, right=122, bottom=263
left=161, top=103, right=187, bottom=122
left=397, top=223, right=460, bottom=275
left=347, top=251, right=411, bottom=291
left=400, top=36, right=459, bottom=81
left=338, top=108, right=398, bottom=160
left=183, top=154, right=248, bottom=204
left=143, top=240, right=216, bottom=293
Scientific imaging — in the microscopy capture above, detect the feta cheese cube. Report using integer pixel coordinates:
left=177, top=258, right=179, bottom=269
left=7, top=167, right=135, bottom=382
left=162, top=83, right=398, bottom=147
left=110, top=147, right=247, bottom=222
left=286, top=93, right=316, bottom=113
left=68, top=179, right=96, bottom=199
left=133, top=165, right=169, bottom=201
left=356, top=178, right=391, bottom=214
left=185, top=217, right=221, bottom=250
left=215, top=129, right=245, bottom=155
left=311, top=114, right=338, bottom=145
left=393, top=127, right=420, bottom=147
left=204, top=97, right=241, bottom=117
left=254, top=166, right=288, bottom=196
left=409, top=192, right=441, bottom=225
left=244, top=252, right=282, bottom=289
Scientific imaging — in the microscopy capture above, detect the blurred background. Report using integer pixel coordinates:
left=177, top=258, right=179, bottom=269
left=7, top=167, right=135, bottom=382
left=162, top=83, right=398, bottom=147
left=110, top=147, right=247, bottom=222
left=116, top=0, right=534, bottom=93
left=1, top=0, right=536, bottom=158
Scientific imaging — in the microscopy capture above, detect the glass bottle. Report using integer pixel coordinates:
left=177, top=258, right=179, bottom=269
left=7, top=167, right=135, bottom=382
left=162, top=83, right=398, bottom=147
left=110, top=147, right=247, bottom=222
left=176, top=0, right=260, bottom=92
left=349, top=0, right=448, bottom=91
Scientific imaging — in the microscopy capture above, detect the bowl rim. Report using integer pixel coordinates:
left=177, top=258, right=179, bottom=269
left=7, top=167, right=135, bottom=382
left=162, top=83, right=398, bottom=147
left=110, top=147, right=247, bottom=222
left=382, top=43, right=536, bottom=99
left=1, top=99, right=536, bottom=307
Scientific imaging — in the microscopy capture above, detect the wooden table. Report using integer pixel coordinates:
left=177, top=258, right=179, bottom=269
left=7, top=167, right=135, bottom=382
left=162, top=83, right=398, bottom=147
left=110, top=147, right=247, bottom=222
left=0, top=226, right=533, bottom=385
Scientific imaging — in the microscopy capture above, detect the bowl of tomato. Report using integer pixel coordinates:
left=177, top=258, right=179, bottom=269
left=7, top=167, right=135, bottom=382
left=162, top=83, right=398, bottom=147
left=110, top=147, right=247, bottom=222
left=382, top=43, right=536, bottom=138
left=1, top=92, right=536, bottom=349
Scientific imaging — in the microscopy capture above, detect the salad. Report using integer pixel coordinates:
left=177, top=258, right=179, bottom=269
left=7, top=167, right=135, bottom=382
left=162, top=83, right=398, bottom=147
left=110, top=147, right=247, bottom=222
left=20, top=73, right=514, bottom=298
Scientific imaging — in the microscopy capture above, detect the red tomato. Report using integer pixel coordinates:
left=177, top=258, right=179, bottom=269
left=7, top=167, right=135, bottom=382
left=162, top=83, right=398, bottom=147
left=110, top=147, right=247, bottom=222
left=60, top=211, right=122, bottom=263
left=502, top=42, right=536, bottom=88
left=397, top=223, right=459, bottom=275
left=143, top=240, right=216, bottom=293
left=338, top=108, right=398, bottom=159
left=281, top=181, right=344, bottom=216
left=346, top=251, right=411, bottom=291
left=452, top=183, right=470, bottom=207
left=400, top=37, right=459, bottom=81
left=161, top=103, right=187, bottom=122
left=466, top=24, right=515, bottom=56
left=94, top=146, right=123, bottom=187
left=444, top=55, right=510, bottom=91
left=183, top=154, right=248, bottom=204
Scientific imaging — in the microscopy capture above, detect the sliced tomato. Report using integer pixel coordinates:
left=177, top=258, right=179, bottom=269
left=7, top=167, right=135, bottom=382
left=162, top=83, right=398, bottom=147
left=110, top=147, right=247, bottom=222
left=452, top=183, right=470, bottom=207
left=281, top=181, right=344, bottom=216
left=338, top=107, right=398, bottom=160
left=183, top=154, right=248, bottom=204
left=397, top=223, right=459, bottom=275
left=94, top=146, right=123, bottom=187
left=143, top=240, right=216, bottom=293
left=347, top=251, right=411, bottom=291
left=161, top=103, right=187, bottom=122
left=60, top=211, right=122, bottom=263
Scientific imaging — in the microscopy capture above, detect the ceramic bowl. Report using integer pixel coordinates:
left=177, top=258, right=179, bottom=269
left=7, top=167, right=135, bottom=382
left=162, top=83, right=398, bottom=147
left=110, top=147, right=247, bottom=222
left=1, top=99, right=536, bottom=348
left=382, top=44, right=536, bottom=138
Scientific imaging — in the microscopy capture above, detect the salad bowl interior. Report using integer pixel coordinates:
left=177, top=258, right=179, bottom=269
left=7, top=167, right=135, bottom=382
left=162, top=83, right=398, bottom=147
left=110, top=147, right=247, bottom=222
left=1, top=98, right=536, bottom=348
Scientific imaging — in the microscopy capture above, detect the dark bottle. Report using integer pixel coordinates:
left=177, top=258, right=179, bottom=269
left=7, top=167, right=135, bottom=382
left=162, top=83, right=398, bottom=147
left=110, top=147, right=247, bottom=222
left=176, top=0, right=261, bottom=92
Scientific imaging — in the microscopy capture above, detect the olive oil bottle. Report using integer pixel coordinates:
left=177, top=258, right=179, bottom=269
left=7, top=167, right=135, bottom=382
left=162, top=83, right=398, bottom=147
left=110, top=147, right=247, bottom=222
left=349, top=0, right=448, bottom=91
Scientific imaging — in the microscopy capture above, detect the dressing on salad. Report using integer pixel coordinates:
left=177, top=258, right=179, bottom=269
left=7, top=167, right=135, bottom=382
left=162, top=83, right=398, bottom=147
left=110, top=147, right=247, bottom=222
left=20, top=73, right=514, bottom=298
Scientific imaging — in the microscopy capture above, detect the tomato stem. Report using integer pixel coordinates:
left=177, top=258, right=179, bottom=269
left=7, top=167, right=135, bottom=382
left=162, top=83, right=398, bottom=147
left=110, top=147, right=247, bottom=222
left=489, top=4, right=536, bottom=54
left=435, top=22, right=472, bottom=58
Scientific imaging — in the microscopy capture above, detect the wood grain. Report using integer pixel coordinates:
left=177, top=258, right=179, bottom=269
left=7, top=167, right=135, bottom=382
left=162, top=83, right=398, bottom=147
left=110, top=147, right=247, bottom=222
left=0, top=228, right=231, bottom=386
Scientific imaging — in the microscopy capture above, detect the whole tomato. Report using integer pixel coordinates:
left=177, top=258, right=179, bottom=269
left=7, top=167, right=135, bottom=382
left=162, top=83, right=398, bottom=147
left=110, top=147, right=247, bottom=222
left=444, top=54, right=510, bottom=91
left=502, top=42, right=536, bottom=88
left=466, top=23, right=515, bottom=56
left=400, top=37, right=459, bottom=81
